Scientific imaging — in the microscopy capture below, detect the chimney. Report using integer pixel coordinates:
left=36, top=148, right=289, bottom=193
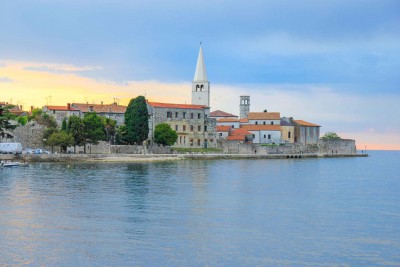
left=67, top=103, right=71, bottom=110
left=30, top=106, right=34, bottom=113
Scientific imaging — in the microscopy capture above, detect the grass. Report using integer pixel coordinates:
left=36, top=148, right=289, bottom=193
left=171, top=147, right=223, bottom=154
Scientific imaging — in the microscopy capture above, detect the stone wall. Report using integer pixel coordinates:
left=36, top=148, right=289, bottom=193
left=1, top=122, right=46, bottom=149
left=218, top=139, right=356, bottom=155
left=319, top=139, right=356, bottom=154
left=67, top=141, right=172, bottom=154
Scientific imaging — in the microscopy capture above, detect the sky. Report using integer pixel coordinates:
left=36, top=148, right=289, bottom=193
left=0, top=0, right=399, bottom=150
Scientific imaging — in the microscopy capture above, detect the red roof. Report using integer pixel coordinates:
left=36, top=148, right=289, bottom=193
left=230, top=128, right=252, bottom=136
left=72, top=103, right=126, bottom=113
left=217, top=118, right=239, bottom=122
left=294, top=120, right=320, bottom=127
left=45, top=105, right=79, bottom=111
left=148, top=102, right=206, bottom=110
left=248, top=112, right=280, bottom=120
left=216, top=125, right=232, bottom=132
left=241, top=125, right=281, bottom=131
left=227, top=135, right=246, bottom=141
left=210, top=110, right=237, bottom=118
left=239, top=118, right=249, bottom=123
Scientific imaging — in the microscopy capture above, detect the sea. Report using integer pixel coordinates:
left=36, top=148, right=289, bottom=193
left=1, top=151, right=399, bottom=266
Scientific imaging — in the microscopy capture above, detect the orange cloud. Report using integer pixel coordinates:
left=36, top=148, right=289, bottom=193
left=0, top=60, right=191, bottom=108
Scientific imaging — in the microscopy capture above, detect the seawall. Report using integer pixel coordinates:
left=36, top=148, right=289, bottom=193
left=1, top=153, right=368, bottom=163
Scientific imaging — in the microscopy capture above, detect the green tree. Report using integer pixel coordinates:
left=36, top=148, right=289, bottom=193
left=0, top=105, right=16, bottom=139
left=102, top=117, right=117, bottom=144
left=124, top=96, right=149, bottom=145
left=61, top=118, right=67, bottom=131
left=83, top=112, right=106, bottom=153
left=115, top=125, right=128, bottom=145
left=154, top=123, right=178, bottom=146
left=321, top=132, right=341, bottom=141
left=17, top=116, right=28, bottom=126
left=67, top=115, right=85, bottom=153
left=47, top=131, right=74, bottom=153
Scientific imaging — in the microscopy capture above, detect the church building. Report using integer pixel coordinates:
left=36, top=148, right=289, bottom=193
left=147, top=46, right=217, bottom=148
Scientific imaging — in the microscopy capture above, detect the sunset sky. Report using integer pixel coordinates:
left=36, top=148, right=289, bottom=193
left=1, top=0, right=399, bottom=150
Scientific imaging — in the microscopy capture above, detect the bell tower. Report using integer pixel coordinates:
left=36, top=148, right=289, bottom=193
left=240, top=96, right=250, bottom=119
left=192, top=45, right=210, bottom=106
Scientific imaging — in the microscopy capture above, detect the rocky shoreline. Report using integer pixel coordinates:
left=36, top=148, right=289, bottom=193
left=1, top=153, right=368, bottom=163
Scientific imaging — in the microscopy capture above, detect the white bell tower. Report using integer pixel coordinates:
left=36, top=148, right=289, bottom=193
left=192, top=45, right=210, bottom=106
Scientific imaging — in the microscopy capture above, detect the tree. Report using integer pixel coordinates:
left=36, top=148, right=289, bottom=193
left=83, top=112, right=106, bottom=153
left=321, top=132, right=341, bottom=141
left=154, top=123, right=178, bottom=146
left=17, top=116, right=28, bottom=126
left=115, top=125, right=128, bottom=145
left=61, top=118, right=67, bottom=131
left=102, top=117, right=117, bottom=144
left=67, top=115, right=85, bottom=153
left=0, top=105, right=17, bottom=139
left=124, top=96, right=149, bottom=145
left=47, top=131, right=74, bottom=153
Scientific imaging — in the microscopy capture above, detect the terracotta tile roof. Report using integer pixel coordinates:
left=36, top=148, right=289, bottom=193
left=217, top=118, right=239, bottom=122
left=230, top=128, right=253, bottom=136
left=241, top=125, right=282, bottom=131
left=294, top=120, right=320, bottom=127
left=248, top=112, right=280, bottom=120
left=239, top=118, right=249, bottom=123
left=148, top=102, right=206, bottom=110
left=216, top=125, right=232, bottom=132
left=45, top=105, right=79, bottom=111
left=72, top=103, right=126, bottom=113
left=227, top=135, right=246, bottom=141
left=210, top=110, right=237, bottom=117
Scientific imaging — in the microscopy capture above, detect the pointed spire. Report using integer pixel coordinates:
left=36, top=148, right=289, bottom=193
left=193, top=45, right=208, bottom=82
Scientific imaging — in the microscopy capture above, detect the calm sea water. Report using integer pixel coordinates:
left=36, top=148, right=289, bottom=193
left=1, top=151, right=399, bottom=266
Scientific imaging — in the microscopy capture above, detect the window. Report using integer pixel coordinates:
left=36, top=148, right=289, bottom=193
left=232, top=125, right=235, bottom=128
left=190, top=113, right=194, bottom=119
left=175, top=112, right=178, bottom=118
left=253, top=134, right=255, bottom=138
left=204, top=125, right=207, bottom=132
left=175, top=125, right=178, bottom=131
left=190, top=139, right=193, bottom=146
left=183, top=112, right=186, bottom=119
left=200, top=85, right=204, bottom=91
left=268, top=134, right=271, bottom=139
left=197, top=139, right=201, bottom=146
left=167, top=111, right=172, bottom=118
left=190, top=125, right=194, bottom=131
left=196, top=85, right=199, bottom=91
left=198, top=113, right=201, bottom=119
left=198, top=125, right=201, bottom=132
left=264, top=134, right=266, bottom=138
left=288, top=131, right=291, bottom=139
left=179, top=136, right=182, bottom=143
left=183, top=125, right=186, bottom=131
left=255, top=121, right=258, bottom=125
left=205, top=114, right=207, bottom=118
left=184, top=136, right=186, bottom=144
left=263, top=121, right=266, bottom=125
left=271, top=121, right=274, bottom=125
left=219, top=133, right=222, bottom=137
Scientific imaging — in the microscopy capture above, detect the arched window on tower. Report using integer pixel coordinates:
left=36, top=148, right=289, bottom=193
left=288, top=131, right=291, bottom=139
left=200, top=85, right=204, bottom=91
left=196, top=85, right=200, bottom=91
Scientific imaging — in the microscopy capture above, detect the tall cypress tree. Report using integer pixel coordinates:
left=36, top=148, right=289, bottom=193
left=124, top=96, right=149, bottom=145
left=67, top=115, right=85, bottom=153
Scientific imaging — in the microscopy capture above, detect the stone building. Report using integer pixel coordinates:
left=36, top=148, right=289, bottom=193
left=240, top=96, right=250, bottom=119
left=71, top=102, right=126, bottom=125
left=280, top=117, right=295, bottom=143
left=147, top=102, right=216, bottom=148
left=42, top=104, right=80, bottom=125
left=192, top=46, right=210, bottom=107
left=294, top=120, right=320, bottom=145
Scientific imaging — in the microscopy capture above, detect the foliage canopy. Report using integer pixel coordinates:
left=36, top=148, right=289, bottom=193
left=321, top=132, right=341, bottom=141
left=154, top=123, right=178, bottom=146
left=124, top=96, right=149, bottom=145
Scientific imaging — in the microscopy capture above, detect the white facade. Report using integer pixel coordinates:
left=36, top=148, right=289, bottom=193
left=249, top=119, right=280, bottom=126
left=217, top=121, right=240, bottom=129
left=250, top=130, right=281, bottom=144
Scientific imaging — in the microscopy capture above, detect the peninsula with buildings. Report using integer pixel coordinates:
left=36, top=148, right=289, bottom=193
left=0, top=46, right=363, bottom=161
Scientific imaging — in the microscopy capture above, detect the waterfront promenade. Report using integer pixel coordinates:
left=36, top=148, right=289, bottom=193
left=0, top=152, right=368, bottom=163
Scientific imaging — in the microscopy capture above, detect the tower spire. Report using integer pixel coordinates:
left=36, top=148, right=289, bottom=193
left=193, top=46, right=208, bottom=82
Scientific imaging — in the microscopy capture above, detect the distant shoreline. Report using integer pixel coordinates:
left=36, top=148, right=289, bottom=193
left=1, top=153, right=368, bottom=163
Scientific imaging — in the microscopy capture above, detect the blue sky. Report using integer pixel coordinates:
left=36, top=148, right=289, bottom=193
left=1, top=0, right=399, bottom=149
